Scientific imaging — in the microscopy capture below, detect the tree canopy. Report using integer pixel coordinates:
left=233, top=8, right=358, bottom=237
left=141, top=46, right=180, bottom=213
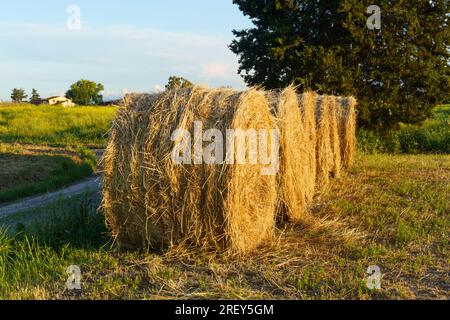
left=165, top=76, right=193, bottom=90
left=230, top=0, right=450, bottom=130
left=66, top=79, right=104, bottom=105
left=10, top=88, right=28, bottom=103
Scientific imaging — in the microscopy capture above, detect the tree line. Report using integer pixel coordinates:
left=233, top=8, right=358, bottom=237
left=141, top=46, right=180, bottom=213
left=10, top=80, right=105, bottom=105
left=9, top=76, right=194, bottom=105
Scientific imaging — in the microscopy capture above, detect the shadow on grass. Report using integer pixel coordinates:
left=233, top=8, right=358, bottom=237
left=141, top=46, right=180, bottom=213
left=13, top=194, right=109, bottom=251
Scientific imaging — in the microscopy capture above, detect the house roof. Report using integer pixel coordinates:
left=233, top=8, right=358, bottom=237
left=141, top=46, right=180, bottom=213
left=43, top=96, right=71, bottom=101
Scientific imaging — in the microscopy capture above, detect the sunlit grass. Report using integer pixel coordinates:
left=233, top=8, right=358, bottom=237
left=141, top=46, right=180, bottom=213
left=0, top=104, right=117, bottom=147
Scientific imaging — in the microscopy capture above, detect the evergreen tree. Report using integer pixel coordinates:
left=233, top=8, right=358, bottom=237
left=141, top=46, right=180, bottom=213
left=230, top=0, right=450, bottom=130
left=29, top=88, right=41, bottom=105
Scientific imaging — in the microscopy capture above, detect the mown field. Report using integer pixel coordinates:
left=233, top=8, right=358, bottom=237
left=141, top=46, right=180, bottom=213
left=0, top=153, right=448, bottom=300
left=0, top=104, right=117, bottom=148
left=0, top=103, right=448, bottom=300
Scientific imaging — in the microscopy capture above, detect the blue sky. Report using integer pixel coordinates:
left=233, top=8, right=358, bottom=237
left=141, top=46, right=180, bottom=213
left=0, top=1, right=253, bottom=101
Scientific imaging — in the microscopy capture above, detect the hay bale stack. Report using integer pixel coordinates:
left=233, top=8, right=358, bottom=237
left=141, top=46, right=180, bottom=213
left=329, top=96, right=342, bottom=178
left=340, top=97, right=357, bottom=169
left=102, top=87, right=278, bottom=254
left=299, top=92, right=318, bottom=202
left=274, top=86, right=309, bottom=222
left=102, top=85, right=358, bottom=254
left=315, top=96, right=333, bottom=186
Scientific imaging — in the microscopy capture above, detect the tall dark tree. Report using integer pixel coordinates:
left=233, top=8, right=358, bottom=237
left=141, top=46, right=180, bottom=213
left=29, top=88, right=41, bottom=105
left=230, top=0, right=450, bottom=130
left=66, top=79, right=104, bottom=105
left=165, top=76, right=193, bottom=90
left=10, top=88, right=28, bottom=103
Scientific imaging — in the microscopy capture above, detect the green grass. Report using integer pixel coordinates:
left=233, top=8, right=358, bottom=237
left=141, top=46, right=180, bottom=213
left=358, top=105, right=450, bottom=154
left=0, top=145, right=96, bottom=203
left=0, top=104, right=116, bottom=148
left=0, top=194, right=109, bottom=299
left=0, top=153, right=448, bottom=300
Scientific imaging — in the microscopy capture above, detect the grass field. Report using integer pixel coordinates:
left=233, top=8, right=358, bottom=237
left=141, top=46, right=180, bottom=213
left=0, top=144, right=96, bottom=203
left=0, top=104, right=116, bottom=148
left=0, top=153, right=448, bottom=300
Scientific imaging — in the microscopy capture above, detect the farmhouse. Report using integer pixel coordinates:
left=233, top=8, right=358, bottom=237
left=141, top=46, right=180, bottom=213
left=42, top=96, right=75, bottom=107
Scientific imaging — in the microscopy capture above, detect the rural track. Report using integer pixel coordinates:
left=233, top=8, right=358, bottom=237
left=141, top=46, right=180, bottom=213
left=0, top=176, right=103, bottom=219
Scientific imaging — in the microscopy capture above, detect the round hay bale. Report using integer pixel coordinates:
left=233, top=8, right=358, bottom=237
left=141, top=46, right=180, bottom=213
left=226, top=89, right=278, bottom=253
left=340, top=97, right=357, bottom=169
left=274, top=86, right=309, bottom=222
left=329, top=96, right=342, bottom=179
left=300, top=91, right=317, bottom=202
left=102, top=93, right=164, bottom=249
left=315, top=95, right=333, bottom=187
left=102, top=87, right=278, bottom=254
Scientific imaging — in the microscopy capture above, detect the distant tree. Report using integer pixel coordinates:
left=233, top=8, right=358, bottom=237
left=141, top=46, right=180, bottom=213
left=230, top=0, right=450, bottom=131
left=66, top=79, right=104, bottom=105
left=29, top=89, right=41, bottom=105
left=165, top=76, right=193, bottom=90
left=10, top=88, right=28, bottom=103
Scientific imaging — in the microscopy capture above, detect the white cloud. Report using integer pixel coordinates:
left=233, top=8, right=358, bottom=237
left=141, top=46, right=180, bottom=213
left=153, top=85, right=164, bottom=93
left=201, top=63, right=234, bottom=79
